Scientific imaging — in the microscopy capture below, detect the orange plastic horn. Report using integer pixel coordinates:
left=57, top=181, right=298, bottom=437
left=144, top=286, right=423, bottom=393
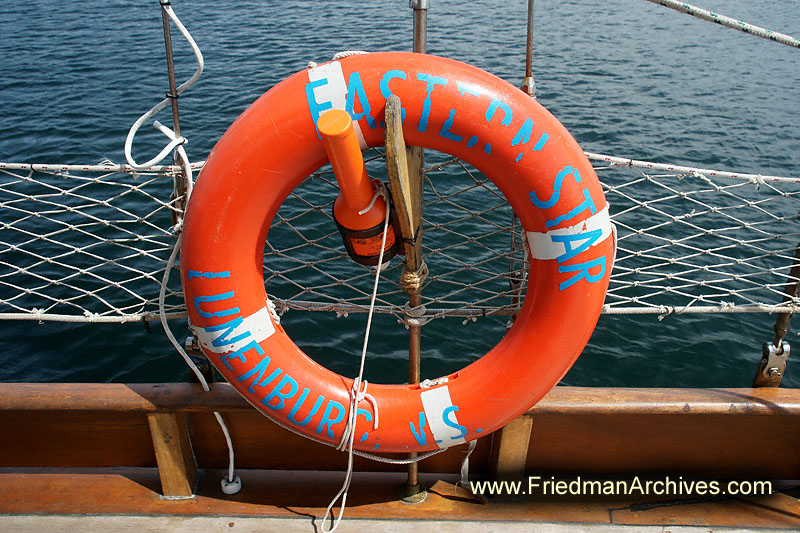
left=318, top=110, right=374, bottom=214
left=317, top=109, right=398, bottom=265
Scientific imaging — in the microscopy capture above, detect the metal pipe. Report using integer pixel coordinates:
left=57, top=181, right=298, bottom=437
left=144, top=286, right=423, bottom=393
left=408, top=293, right=422, bottom=385
left=159, top=0, right=187, bottom=228
left=522, top=0, right=536, bottom=97
left=406, top=292, right=422, bottom=489
left=525, top=0, right=534, bottom=79
left=411, top=0, right=428, bottom=54
left=404, top=0, right=428, bottom=501
left=160, top=0, right=182, bottom=138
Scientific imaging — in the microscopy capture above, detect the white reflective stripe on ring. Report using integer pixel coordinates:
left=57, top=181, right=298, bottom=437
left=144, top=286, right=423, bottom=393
left=526, top=205, right=612, bottom=261
left=195, top=305, right=276, bottom=354
left=420, top=385, right=467, bottom=449
left=307, top=61, right=367, bottom=149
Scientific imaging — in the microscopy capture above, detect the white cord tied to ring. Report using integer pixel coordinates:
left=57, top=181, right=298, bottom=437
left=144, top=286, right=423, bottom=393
left=336, top=377, right=379, bottom=452
left=455, top=440, right=486, bottom=504
left=332, top=50, right=369, bottom=60
left=321, top=185, right=391, bottom=533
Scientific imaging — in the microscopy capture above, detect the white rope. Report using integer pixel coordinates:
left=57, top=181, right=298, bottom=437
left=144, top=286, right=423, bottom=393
left=332, top=50, right=369, bottom=60
left=320, top=186, right=392, bottom=533
left=643, top=0, right=800, bottom=49
left=336, top=379, right=379, bottom=452
left=317, top=182, right=449, bottom=530
left=152, top=131, right=237, bottom=493
left=0, top=161, right=205, bottom=173
left=0, top=312, right=187, bottom=323
left=3, top=302, right=799, bottom=323
left=158, top=234, right=239, bottom=491
left=2, top=153, right=800, bottom=323
left=158, top=236, right=206, bottom=388
left=357, top=182, right=385, bottom=216
left=124, top=4, right=204, bottom=170
left=153, top=120, right=193, bottom=213
left=257, top=299, right=800, bottom=317
left=585, top=152, right=800, bottom=184
left=455, top=440, right=486, bottom=503
left=602, top=304, right=800, bottom=315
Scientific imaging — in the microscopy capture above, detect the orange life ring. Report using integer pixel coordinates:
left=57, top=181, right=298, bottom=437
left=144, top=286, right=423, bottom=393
left=180, top=52, right=613, bottom=453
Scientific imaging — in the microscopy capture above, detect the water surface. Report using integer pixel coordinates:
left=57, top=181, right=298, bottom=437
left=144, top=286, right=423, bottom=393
left=1, top=0, right=798, bottom=388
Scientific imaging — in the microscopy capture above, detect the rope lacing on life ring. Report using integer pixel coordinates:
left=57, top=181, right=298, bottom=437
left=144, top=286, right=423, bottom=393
left=336, top=377, right=379, bottom=451
left=332, top=50, right=369, bottom=60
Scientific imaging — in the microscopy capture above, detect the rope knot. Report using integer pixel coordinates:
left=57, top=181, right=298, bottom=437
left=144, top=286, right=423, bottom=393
left=351, top=377, right=367, bottom=403
left=358, top=180, right=390, bottom=215
left=337, top=378, right=379, bottom=453
left=401, top=260, right=428, bottom=294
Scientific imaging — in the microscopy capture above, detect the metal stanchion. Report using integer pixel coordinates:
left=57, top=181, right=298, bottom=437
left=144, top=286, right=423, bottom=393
left=411, top=0, right=428, bottom=54
left=393, top=0, right=430, bottom=503
left=159, top=0, right=189, bottom=224
left=522, top=0, right=536, bottom=97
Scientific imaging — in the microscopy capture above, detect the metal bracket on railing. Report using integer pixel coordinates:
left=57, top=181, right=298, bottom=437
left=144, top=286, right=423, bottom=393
left=754, top=342, right=790, bottom=387
left=184, top=334, right=200, bottom=354
left=401, top=302, right=433, bottom=329
left=754, top=240, right=800, bottom=387
left=184, top=335, right=215, bottom=384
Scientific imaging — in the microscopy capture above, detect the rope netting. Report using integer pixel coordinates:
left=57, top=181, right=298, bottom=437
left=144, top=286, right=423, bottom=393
left=1, top=153, right=798, bottom=323
left=0, top=162, right=192, bottom=322
left=589, top=155, right=800, bottom=317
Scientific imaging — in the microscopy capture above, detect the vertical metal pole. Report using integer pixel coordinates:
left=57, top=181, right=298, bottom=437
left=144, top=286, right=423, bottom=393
left=159, top=0, right=188, bottom=225
left=510, top=0, right=535, bottom=324
left=405, top=0, right=428, bottom=502
left=406, top=291, right=422, bottom=493
left=412, top=0, right=428, bottom=54
left=160, top=0, right=182, bottom=138
left=161, top=0, right=197, bottom=383
left=522, top=0, right=536, bottom=97
left=385, top=94, right=425, bottom=500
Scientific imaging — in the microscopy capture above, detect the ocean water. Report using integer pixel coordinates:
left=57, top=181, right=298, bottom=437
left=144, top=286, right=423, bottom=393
left=1, top=0, right=799, bottom=388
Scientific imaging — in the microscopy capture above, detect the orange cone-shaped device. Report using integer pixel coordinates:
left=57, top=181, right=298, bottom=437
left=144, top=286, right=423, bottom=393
left=318, top=110, right=398, bottom=266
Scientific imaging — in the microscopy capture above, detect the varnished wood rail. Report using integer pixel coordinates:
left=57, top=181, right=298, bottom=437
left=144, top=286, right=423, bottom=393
left=2, top=383, right=799, bottom=414
left=1, top=384, right=799, bottom=498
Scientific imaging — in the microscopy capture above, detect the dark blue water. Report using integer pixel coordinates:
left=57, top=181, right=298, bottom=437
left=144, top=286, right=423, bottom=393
left=1, top=0, right=799, bottom=388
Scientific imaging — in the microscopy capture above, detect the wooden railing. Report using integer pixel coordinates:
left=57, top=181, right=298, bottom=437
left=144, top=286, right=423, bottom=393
left=1, top=383, right=798, bottom=498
